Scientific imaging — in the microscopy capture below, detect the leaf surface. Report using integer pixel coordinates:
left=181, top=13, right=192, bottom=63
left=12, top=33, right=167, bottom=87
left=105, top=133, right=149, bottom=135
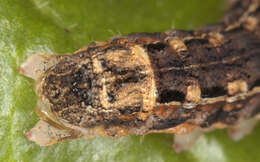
left=1, top=0, right=260, bottom=162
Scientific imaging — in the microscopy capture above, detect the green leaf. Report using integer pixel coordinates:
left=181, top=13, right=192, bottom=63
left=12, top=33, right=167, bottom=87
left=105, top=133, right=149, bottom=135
left=1, top=0, right=260, bottom=162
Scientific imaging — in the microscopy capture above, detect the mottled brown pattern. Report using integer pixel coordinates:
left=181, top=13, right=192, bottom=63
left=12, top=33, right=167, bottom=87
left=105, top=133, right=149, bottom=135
left=21, top=0, right=260, bottom=147
left=39, top=0, right=260, bottom=134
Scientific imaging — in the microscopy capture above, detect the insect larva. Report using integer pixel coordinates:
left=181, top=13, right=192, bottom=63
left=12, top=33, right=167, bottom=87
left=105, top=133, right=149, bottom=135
left=20, top=0, right=260, bottom=152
